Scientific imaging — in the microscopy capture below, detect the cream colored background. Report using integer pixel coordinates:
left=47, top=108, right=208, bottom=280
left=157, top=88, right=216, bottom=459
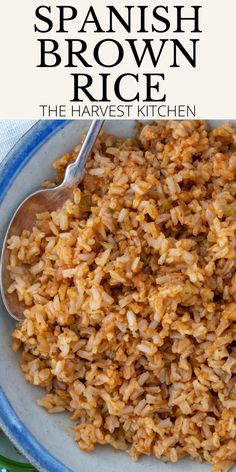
left=0, top=0, right=235, bottom=119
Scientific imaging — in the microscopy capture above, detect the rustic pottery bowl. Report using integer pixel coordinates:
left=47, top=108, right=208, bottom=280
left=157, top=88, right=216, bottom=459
left=0, top=120, right=234, bottom=472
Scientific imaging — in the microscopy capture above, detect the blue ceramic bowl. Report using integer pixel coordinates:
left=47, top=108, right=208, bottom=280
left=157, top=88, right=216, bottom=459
left=0, top=120, right=233, bottom=472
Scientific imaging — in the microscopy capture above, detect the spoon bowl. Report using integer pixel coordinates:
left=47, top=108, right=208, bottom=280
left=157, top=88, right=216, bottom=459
left=0, top=120, right=104, bottom=321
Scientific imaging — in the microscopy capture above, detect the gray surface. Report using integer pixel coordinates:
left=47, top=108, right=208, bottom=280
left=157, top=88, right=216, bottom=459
left=0, top=121, right=36, bottom=161
left=0, top=430, right=27, bottom=462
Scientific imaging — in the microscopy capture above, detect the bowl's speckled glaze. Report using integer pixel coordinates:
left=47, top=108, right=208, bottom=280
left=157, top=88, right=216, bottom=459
left=0, top=120, right=235, bottom=472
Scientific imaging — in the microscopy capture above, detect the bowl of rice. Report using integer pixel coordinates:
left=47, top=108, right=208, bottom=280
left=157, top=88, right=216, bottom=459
left=1, top=119, right=236, bottom=472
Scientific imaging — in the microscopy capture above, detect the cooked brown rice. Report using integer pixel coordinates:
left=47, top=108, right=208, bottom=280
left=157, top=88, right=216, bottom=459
left=7, top=120, right=236, bottom=472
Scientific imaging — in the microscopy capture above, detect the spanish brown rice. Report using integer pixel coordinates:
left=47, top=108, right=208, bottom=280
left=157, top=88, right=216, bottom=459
left=7, top=120, right=236, bottom=472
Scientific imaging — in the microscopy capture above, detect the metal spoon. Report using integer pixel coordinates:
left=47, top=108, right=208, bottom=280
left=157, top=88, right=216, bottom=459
left=0, top=120, right=104, bottom=321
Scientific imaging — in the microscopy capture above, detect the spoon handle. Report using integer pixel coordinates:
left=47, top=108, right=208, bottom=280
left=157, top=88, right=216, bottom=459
left=62, top=119, right=105, bottom=185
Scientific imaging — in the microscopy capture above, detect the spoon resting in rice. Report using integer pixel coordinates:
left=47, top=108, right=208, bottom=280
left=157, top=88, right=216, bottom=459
left=0, top=120, right=104, bottom=321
